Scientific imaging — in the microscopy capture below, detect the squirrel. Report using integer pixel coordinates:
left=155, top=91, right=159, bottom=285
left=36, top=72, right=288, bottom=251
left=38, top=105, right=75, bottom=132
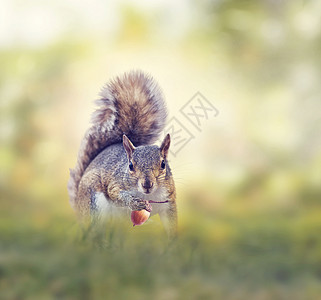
left=68, top=70, right=177, bottom=238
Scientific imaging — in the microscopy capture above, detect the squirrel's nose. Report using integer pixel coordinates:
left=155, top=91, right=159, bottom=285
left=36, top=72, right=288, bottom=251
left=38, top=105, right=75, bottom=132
left=142, top=180, right=153, bottom=189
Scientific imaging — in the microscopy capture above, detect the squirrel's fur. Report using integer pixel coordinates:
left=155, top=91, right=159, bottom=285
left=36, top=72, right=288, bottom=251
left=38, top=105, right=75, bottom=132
left=68, top=70, right=177, bottom=237
left=68, top=71, right=167, bottom=208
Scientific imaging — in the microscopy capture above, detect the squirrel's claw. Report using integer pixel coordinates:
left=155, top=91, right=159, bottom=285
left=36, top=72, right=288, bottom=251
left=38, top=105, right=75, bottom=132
left=130, top=199, right=152, bottom=212
left=144, top=201, right=152, bottom=212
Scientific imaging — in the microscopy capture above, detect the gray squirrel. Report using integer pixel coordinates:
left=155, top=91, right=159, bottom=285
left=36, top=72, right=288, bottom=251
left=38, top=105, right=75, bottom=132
left=68, top=71, right=177, bottom=237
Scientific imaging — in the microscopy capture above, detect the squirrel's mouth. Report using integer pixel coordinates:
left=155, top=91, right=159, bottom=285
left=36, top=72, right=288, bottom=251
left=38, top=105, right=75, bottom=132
left=140, top=182, right=155, bottom=194
left=142, top=186, right=154, bottom=194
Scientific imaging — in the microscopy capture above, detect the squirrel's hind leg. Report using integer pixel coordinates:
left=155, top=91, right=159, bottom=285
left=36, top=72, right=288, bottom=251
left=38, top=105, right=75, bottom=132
left=159, top=201, right=178, bottom=240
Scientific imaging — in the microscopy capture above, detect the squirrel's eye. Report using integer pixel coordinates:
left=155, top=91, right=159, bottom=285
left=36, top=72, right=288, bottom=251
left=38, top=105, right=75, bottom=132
left=161, top=160, right=166, bottom=169
left=129, top=161, right=134, bottom=171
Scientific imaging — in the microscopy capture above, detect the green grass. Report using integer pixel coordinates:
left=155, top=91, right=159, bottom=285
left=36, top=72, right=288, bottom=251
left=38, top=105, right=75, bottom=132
left=1, top=193, right=320, bottom=300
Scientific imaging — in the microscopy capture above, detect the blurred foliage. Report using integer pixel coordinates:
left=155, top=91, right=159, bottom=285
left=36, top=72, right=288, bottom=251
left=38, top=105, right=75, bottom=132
left=1, top=0, right=321, bottom=299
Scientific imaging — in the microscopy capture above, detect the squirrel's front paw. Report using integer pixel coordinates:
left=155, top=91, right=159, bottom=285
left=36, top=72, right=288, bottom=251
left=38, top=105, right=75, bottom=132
left=130, top=199, right=152, bottom=212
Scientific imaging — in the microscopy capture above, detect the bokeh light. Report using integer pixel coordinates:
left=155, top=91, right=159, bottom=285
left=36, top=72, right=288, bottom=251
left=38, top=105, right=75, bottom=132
left=1, top=0, right=320, bottom=298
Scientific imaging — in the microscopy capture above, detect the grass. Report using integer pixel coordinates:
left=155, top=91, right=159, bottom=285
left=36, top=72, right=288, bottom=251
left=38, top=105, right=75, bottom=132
left=1, top=188, right=320, bottom=300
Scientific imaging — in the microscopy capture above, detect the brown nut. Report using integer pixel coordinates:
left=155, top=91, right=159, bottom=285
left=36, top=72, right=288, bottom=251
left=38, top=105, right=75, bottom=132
left=131, top=209, right=150, bottom=226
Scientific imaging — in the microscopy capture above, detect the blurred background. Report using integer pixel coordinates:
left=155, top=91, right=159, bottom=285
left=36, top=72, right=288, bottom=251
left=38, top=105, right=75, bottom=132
left=1, top=0, right=321, bottom=299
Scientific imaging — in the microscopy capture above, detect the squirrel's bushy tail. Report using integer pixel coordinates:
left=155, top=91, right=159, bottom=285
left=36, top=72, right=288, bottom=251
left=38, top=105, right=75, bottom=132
left=68, top=70, right=167, bottom=208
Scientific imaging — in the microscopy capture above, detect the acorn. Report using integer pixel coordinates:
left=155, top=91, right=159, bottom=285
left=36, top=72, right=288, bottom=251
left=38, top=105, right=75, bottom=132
left=131, top=209, right=150, bottom=226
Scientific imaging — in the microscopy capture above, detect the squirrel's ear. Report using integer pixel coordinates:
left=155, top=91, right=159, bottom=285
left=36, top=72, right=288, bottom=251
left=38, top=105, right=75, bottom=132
left=160, top=134, right=171, bottom=158
left=123, top=134, right=135, bottom=159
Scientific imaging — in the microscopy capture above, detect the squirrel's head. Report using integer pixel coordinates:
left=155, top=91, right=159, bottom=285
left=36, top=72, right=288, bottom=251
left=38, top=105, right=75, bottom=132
left=123, top=134, right=171, bottom=195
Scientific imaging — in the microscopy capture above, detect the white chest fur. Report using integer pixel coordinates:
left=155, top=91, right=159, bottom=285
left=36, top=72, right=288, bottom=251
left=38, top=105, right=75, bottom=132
left=141, top=186, right=169, bottom=216
left=94, top=192, right=128, bottom=218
